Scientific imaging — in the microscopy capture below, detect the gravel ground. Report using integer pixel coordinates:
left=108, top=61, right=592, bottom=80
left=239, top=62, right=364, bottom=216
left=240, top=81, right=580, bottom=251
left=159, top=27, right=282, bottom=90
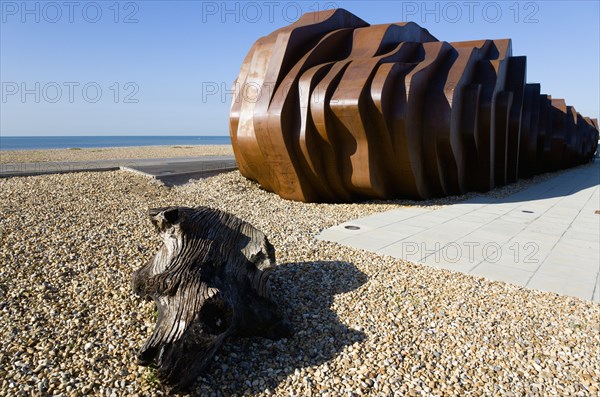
left=0, top=165, right=598, bottom=396
left=0, top=145, right=234, bottom=164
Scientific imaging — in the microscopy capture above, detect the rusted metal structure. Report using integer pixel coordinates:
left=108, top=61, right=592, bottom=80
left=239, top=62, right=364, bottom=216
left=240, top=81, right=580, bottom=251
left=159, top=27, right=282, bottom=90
left=229, top=9, right=599, bottom=203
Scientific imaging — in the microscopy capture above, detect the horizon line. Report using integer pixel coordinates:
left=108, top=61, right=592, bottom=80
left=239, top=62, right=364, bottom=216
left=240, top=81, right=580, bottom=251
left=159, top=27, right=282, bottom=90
left=0, top=134, right=231, bottom=137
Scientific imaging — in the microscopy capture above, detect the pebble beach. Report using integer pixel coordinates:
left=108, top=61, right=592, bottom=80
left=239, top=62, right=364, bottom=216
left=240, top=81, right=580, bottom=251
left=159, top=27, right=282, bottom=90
left=0, top=146, right=598, bottom=396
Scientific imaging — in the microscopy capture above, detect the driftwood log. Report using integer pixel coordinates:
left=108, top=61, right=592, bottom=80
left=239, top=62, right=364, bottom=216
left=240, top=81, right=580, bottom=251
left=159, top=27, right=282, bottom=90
left=132, top=206, right=292, bottom=392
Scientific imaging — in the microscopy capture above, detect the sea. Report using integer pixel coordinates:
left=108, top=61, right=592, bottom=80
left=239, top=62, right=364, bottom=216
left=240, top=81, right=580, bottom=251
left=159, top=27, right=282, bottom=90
left=0, top=136, right=232, bottom=151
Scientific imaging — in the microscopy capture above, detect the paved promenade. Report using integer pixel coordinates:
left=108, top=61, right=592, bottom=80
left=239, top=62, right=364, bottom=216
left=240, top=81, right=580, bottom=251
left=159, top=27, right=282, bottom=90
left=0, top=156, right=237, bottom=185
left=319, top=161, right=600, bottom=302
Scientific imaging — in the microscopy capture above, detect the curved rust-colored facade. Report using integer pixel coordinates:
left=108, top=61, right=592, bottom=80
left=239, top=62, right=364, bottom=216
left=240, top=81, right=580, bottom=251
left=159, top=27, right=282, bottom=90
left=229, top=9, right=599, bottom=202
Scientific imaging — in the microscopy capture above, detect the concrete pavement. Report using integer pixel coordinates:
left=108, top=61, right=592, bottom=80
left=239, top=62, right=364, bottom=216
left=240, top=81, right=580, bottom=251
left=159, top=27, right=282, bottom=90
left=0, top=156, right=237, bottom=185
left=318, top=161, right=600, bottom=302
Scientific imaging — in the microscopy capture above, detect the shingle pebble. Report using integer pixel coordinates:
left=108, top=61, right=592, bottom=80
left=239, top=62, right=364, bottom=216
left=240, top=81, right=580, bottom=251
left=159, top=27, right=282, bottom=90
left=0, top=149, right=598, bottom=397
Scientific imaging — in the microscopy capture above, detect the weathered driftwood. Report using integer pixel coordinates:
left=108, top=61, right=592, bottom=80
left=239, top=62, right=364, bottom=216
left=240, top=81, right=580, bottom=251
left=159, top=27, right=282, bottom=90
left=132, top=206, right=292, bottom=391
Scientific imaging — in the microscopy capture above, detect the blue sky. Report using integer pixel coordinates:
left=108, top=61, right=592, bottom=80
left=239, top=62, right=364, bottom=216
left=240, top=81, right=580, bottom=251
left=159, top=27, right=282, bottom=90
left=1, top=0, right=598, bottom=136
